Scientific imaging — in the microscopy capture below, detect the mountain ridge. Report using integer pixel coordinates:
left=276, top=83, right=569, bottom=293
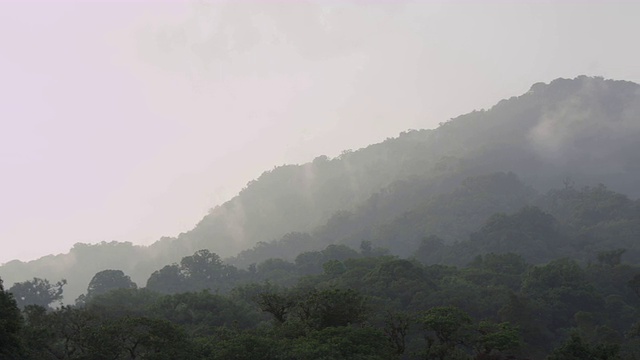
left=2, top=75, right=640, bottom=301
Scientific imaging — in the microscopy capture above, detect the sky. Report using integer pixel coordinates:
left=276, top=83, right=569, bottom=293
left=1, top=1, right=639, bottom=264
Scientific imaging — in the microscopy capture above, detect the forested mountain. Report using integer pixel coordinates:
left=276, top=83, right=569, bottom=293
left=4, top=205, right=640, bottom=359
left=2, top=76, right=640, bottom=303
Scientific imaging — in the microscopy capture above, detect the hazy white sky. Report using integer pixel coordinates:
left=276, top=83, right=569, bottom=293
left=1, top=1, right=639, bottom=264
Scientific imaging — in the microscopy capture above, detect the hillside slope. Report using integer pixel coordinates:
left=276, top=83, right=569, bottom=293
left=2, top=75, right=640, bottom=301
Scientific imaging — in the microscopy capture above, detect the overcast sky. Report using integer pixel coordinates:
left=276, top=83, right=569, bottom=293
left=1, top=1, right=639, bottom=264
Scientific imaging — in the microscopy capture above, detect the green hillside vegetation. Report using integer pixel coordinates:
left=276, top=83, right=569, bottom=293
left=4, top=174, right=640, bottom=358
left=4, top=226, right=640, bottom=359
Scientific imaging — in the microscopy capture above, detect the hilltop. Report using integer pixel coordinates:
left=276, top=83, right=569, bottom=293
left=2, top=75, right=640, bottom=301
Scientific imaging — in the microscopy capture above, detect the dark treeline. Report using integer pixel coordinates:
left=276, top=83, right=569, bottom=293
left=3, top=243, right=640, bottom=359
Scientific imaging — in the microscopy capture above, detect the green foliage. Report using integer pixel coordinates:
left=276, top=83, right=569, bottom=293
left=96, top=316, right=193, bottom=360
left=147, top=250, right=240, bottom=294
left=81, top=269, right=137, bottom=304
left=289, top=326, right=396, bottom=360
left=294, top=245, right=361, bottom=276
left=146, top=264, right=186, bottom=294
left=150, top=291, right=254, bottom=335
left=421, top=306, right=473, bottom=345
left=523, top=258, right=589, bottom=294
left=364, top=259, right=434, bottom=307
left=465, top=206, right=566, bottom=264
left=293, top=288, right=368, bottom=330
left=20, top=305, right=100, bottom=359
left=383, top=311, right=411, bottom=355
left=254, top=258, right=298, bottom=286
left=0, top=277, right=22, bottom=359
left=84, top=288, right=160, bottom=318
left=523, top=259, right=604, bottom=332
left=256, top=290, right=295, bottom=324
left=19, top=304, right=194, bottom=360
left=10, top=247, right=640, bottom=359
left=202, top=329, right=282, bottom=360
left=548, top=333, right=621, bottom=360
left=9, top=277, right=66, bottom=309
left=179, top=249, right=239, bottom=290
left=475, top=321, right=520, bottom=356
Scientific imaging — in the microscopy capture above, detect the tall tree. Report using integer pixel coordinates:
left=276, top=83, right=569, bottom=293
left=147, top=250, right=239, bottom=294
left=9, top=278, right=66, bottom=309
left=85, top=269, right=137, bottom=301
left=0, top=277, right=22, bottom=358
left=420, top=306, right=473, bottom=360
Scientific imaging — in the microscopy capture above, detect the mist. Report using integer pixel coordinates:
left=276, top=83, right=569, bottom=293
left=2, top=1, right=640, bottom=264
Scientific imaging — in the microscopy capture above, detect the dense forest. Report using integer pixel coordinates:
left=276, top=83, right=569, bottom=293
left=2, top=76, right=640, bottom=358
left=3, top=190, right=640, bottom=359
left=4, top=76, right=640, bottom=301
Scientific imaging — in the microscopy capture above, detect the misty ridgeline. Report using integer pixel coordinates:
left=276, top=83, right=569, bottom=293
left=3, top=76, right=640, bottom=359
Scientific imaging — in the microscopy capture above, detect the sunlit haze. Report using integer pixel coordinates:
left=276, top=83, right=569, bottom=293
left=1, top=1, right=639, bottom=264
